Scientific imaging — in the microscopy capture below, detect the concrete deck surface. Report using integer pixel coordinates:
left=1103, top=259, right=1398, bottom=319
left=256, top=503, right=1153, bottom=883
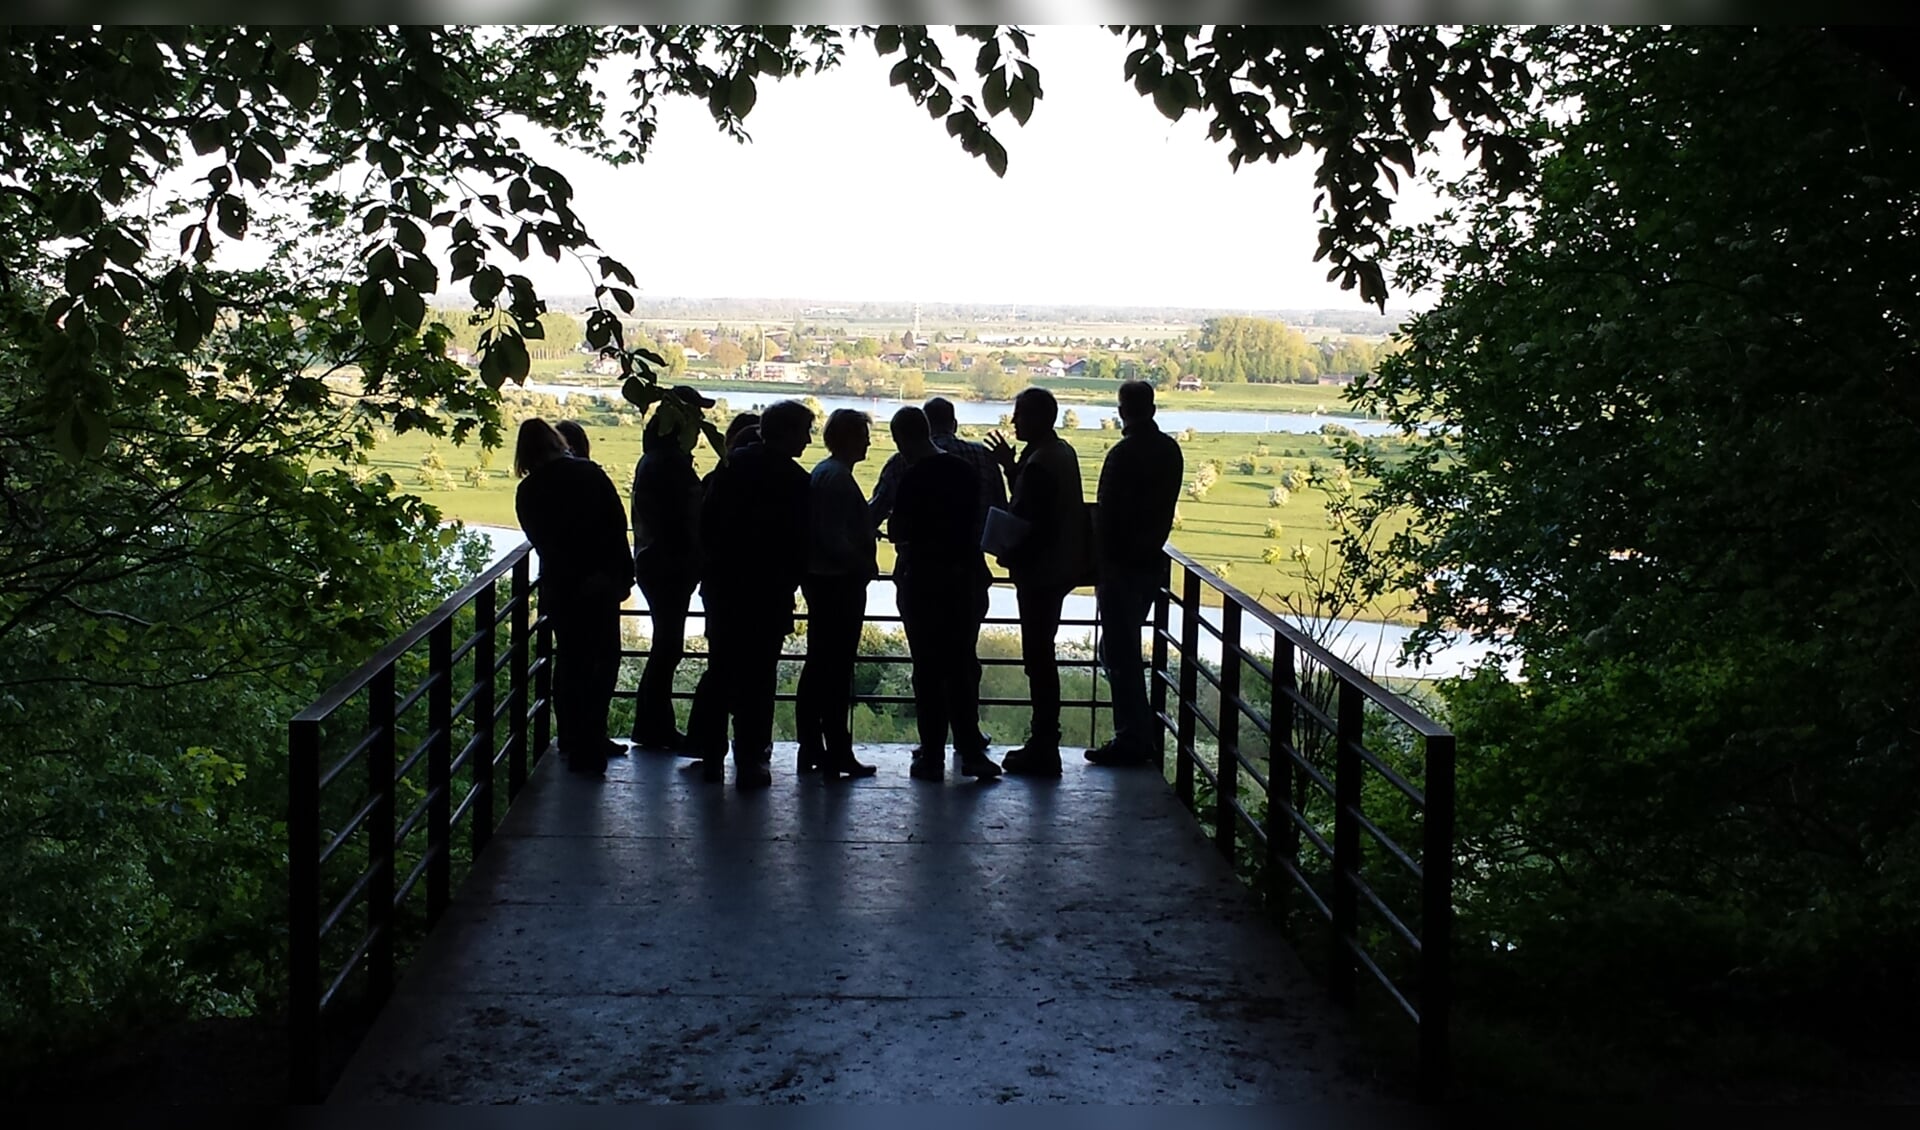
left=329, top=744, right=1378, bottom=1104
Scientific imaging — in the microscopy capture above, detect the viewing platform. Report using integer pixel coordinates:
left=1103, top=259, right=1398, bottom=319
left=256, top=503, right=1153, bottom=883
left=328, top=743, right=1375, bottom=1103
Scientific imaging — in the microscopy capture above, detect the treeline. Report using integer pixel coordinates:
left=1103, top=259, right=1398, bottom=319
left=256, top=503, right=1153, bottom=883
left=1177, top=316, right=1388, bottom=385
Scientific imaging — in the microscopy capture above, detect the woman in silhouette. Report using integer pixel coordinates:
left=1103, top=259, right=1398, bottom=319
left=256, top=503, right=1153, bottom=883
left=514, top=418, right=634, bottom=775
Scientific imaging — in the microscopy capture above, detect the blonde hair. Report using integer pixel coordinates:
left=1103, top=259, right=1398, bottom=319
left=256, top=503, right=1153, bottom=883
left=514, top=418, right=571, bottom=478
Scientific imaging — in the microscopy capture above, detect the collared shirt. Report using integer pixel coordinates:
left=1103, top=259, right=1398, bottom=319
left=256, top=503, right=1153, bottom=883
left=808, top=455, right=878, bottom=579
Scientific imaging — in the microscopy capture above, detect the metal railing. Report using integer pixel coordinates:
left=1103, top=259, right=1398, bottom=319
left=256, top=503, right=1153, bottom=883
left=1154, top=546, right=1455, bottom=1100
left=286, top=540, right=1452, bottom=1100
left=286, top=545, right=548, bottom=1103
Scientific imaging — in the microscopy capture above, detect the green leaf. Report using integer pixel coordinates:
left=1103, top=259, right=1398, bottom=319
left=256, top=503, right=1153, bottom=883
left=187, top=118, right=227, bottom=155
left=390, top=284, right=425, bottom=334
left=729, top=72, right=757, bottom=119
left=874, top=26, right=901, bottom=55
left=983, top=67, right=1009, bottom=116
left=358, top=282, right=394, bottom=343
left=1009, top=77, right=1035, bottom=125
left=496, top=334, right=531, bottom=382
left=280, top=58, right=320, bottom=111
left=215, top=195, right=248, bottom=239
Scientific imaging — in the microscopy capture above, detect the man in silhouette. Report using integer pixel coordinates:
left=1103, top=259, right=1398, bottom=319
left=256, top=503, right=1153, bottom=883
left=870, top=396, right=1004, bottom=759
left=696, top=399, right=813, bottom=790
left=683, top=411, right=764, bottom=764
left=1088, top=380, right=1184, bottom=767
left=885, top=407, right=1002, bottom=782
left=628, top=388, right=715, bottom=751
left=984, top=387, right=1089, bottom=776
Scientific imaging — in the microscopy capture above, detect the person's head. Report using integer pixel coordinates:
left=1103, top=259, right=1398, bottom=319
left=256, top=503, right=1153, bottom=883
left=759, top=399, right=815, bottom=459
left=514, top=418, right=571, bottom=478
left=923, top=396, right=958, bottom=436
left=723, top=411, right=762, bottom=454
left=1117, top=379, right=1156, bottom=426
left=554, top=419, right=590, bottom=459
left=890, top=405, right=935, bottom=459
left=1011, top=387, right=1058, bottom=443
left=823, top=408, right=870, bottom=465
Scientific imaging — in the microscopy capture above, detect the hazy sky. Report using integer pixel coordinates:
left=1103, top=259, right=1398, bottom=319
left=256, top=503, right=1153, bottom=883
left=510, top=26, right=1442, bottom=314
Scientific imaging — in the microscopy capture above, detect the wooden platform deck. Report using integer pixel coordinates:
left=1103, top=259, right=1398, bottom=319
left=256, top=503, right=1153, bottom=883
left=328, top=743, right=1379, bottom=1104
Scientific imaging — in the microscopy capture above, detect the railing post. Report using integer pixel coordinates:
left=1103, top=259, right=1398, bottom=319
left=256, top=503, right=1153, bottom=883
left=1216, top=601, right=1242, bottom=863
left=366, top=664, right=396, bottom=1008
left=532, top=600, right=554, bottom=765
left=1150, top=552, right=1170, bottom=767
left=472, top=581, right=497, bottom=855
left=508, top=557, right=530, bottom=796
left=426, top=619, right=453, bottom=923
left=1330, top=679, right=1363, bottom=1006
left=287, top=718, right=321, bottom=1103
left=1087, top=589, right=1102, bottom=750
left=1272, top=636, right=1299, bottom=916
left=1175, top=567, right=1201, bottom=808
left=1420, top=732, right=1456, bottom=1101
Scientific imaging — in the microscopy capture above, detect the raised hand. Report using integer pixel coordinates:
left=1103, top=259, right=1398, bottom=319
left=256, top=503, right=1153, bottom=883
left=983, top=429, right=1016, bottom=471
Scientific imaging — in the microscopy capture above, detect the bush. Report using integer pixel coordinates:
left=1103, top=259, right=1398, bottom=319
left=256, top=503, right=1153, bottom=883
left=1265, top=519, right=1284, bottom=538
left=1268, top=486, right=1291, bottom=508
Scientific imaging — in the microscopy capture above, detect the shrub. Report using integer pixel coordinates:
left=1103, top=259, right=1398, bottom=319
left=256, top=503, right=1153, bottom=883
left=1265, top=519, right=1284, bottom=538
left=1268, top=486, right=1291, bottom=508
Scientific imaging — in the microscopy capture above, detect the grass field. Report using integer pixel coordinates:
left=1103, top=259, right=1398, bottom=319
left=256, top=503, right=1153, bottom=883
left=358, top=401, right=1412, bottom=622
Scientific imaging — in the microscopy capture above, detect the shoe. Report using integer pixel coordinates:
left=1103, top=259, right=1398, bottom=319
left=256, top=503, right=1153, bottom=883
left=700, top=753, right=725, bottom=783
left=909, top=754, right=944, bottom=782
left=630, top=730, right=685, bottom=753
left=1001, top=743, right=1062, bottom=777
left=735, top=761, right=773, bottom=791
left=603, top=738, right=629, bottom=759
left=1085, top=740, right=1154, bottom=768
left=958, top=749, right=1003, bottom=779
left=797, top=743, right=825, bottom=774
left=820, top=750, right=877, bottom=782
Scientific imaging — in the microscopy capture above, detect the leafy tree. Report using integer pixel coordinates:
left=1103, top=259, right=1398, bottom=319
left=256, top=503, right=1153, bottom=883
left=899, top=369, right=927, bottom=399
left=710, top=341, right=748, bottom=370
left=1346, top=24, right=1920, bottom=1037
left=1061, top=409, right=1079, bottom=429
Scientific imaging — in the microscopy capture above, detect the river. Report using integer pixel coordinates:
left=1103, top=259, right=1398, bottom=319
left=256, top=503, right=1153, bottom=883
left=457, top=524, right=1506, bottom=682
left=517, top=381, right=1402, bottom=438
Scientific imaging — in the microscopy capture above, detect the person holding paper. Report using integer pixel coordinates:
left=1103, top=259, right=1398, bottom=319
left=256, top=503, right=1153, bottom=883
left=983, top=387, right=1089, bottom=777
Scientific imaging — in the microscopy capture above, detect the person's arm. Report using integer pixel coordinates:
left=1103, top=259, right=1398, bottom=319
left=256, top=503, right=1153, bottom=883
left=1002, top=459, right=1055, bottom=567
left=869, top=453, right=903, bottom=528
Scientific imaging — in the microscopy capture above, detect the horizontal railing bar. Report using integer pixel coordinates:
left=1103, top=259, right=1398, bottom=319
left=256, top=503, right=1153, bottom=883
left=1342, top=933, right=1420, bottom=1025
left=1228, top=795, right=1268, bottom=849
left=317, top=858, right=382, bottom=941
left=317, top=792, right=383, bottom=869
left=297, top=545, right=532, bottom=722
left=318, top=726, right=384, bottom=795
left=1273, top=736, right=1338, bottom=801
left=1277, top=855, right=1334, bottom=923
left=1164, top=545, right=1449, bottom=737
left=1222, top=689, right=1274, bottom=740
left=393, top=840, right=444, bottom=907
left=448, top=631, right=486, bottom=667
left=452, top=680, right=486, bottom=721
left=1228, top=747, right=1272, bottom=796
left=317, top=925, right=380, bottom=1015
left=1274, top=798, right=1337, bottom=864
left=451, top=733, right=483, bottom=779
left=1348, top=803, right=1424, bottom=881
left=393, top=781, right=445, bottom=847
left=450, top=773, right=483, bottom=829
left=1349, top=868, right=1423, bottom=955
left=1352, top=740, right=1427, bottom=809
left=1183, top=741, right=1220, bottom=789
left=393, top=670, right=441, bottom=723
left=393, top=727, right=445, bottom=789
left=491, top=649, right=517, bottom=678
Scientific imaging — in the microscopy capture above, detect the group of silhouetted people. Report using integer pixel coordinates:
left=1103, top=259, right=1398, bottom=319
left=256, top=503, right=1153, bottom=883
left=513, top=380, right=1183, bottom=790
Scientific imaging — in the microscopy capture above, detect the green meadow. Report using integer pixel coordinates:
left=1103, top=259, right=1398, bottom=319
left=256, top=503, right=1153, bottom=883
left=358, top=395, right=1414, bottom=621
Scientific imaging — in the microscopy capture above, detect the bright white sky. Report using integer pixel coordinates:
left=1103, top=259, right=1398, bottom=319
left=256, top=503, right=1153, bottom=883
left=510, top=26, right=1441, bottom=315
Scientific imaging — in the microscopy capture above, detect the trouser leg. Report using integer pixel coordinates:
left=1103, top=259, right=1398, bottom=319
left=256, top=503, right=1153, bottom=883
left=901, top=589, right=949, bottom=755
left=635, top=572, right=692, bottom=741
left=731, top=621, right=783, bottom=765
left=686, top=604, right=731, bottom=757
left=1016, top=582, right=1067, bottom=745
left=1099, top=572, right=1156, bottom=752
left=814, top=578, right=865, bottom=754
left=554, top=603, right=619, bottom=756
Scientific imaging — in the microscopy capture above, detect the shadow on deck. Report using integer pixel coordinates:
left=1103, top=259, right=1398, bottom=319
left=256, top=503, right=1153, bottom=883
left=329, top=744, right=1379, bottom=1104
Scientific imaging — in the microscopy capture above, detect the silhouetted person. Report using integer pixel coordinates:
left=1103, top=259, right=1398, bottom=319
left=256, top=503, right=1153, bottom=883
left=684, top=411, right=763, bottom=762
left=514, top=418, right=634, bottom=775
left=869, top=396, right=1006, bottom=537
left=797, top=410, right=879, bottom=781
left=869, top=397, right=1004, bottom=758
left=555, top=418, right=591, bottom=459
left=695, top=400, right=813, bottom=790
left=1088, top=380, right=1183, bottom=767
left=984, top=387, right=1089, bottom=776
left=629, top=388, right=716, bottom=751
left=886, top=407, right=1002, bottom=782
